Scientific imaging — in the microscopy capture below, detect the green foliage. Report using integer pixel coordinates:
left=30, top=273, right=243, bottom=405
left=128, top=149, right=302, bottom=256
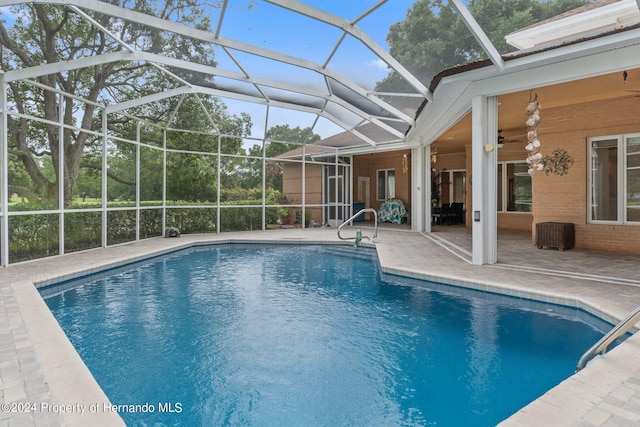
left=165, top=207, right=217, bottom=234
left=242, top=124, right=320, bottom=190
left=74, top=167, right=102, bottom=201
left=377, top=0, right=592, bottom=93
left=1, top=1, right=253, bottom=208
left=7, top=187, right=291, bottom=260
left=166, top=152, right=218, bottom=202
left=107, top=210, right=137, bottom=245
left=219, top=206, right=261, bottom=231
left=7, top=155, right=32, bottom=197
left=140, top=209, right=163, bottom=238
left=265, top=124, right=320, bottom=151
left=220, top=187, right=263, bottom=202
left=9, top=214, right=60, bottom=262
left=64, top=212, right=102, bottom=253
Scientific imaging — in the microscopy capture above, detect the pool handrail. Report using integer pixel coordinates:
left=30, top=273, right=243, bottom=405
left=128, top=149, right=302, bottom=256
left=576, top=304, right=640, bottom=371
left=337, top=208, right=379, bottom=243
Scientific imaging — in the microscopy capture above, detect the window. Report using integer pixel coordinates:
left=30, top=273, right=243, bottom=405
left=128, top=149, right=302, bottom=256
left=377, top=169, right=395, bottom=200
left=437, top=169, right=465, bottom=206
left=497, top=162, right=532, bottom=213
left=589, top=134, right=640, bottom=223
left=627, top=137, right=640, bottom=222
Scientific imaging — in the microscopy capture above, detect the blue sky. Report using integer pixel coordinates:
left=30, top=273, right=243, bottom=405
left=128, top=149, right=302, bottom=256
left=209, top=0, right=418, bottom=141
left=214, top=0, right=417, bottom=86
left=0, top=0, right=419, bottom=141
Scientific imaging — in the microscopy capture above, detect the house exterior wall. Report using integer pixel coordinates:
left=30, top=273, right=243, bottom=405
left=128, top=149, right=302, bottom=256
left=432, top=152, right=466, bottom=198
left=281, top=150, right=411, bottom=225
left=282, top=162, right=323, bottom=224
left=431, top=96, right=639, bottom=253
left=353, top=150, right=412, bottom=211
left=497, top=145, right=534, bottom=231
left=532, top=95, right=640, bottom=253
left=463, top=144, right=534, bottom=230
left=432, top=151, right=468, bottom=223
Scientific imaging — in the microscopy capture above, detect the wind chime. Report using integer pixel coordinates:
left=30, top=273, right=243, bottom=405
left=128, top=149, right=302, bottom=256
left=525, top=92, right=543, bottom=175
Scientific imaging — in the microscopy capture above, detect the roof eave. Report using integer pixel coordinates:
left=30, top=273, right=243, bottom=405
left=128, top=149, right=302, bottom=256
left=408, top=25, right=640, bottom=146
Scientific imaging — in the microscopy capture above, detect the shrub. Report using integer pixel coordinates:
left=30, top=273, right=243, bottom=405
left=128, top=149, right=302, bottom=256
left=7, top=187, right=292, bottom=261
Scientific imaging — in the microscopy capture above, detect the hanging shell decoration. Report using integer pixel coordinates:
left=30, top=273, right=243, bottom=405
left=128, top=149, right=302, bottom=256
left=525, top=93, right=543, bottom=176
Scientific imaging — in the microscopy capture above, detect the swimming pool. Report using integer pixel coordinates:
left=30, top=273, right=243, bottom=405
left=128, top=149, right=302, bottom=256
left=42, top=244, right=612, bottom=426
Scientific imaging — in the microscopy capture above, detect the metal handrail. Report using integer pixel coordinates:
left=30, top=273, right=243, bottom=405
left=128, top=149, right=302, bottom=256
left=576, top=304, right=640, bottom=371
left=337, top=208, right=379, bottom=244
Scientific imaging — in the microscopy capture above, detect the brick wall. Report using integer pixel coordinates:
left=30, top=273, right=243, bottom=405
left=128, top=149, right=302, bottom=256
left=353, top=150, right=412, bottom=211
left=498, top=212, right=532, bottom=230
left=532, top=96, right=640, bottom=254
left=282, top=162, right=322, bottom=223
left=284, top=150, right=412, bottom=225
left=463, top=144, right=534, bottom=231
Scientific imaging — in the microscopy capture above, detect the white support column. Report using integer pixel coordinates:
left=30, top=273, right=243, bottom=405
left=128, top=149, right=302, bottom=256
left=412, top=145, right=427, bottom=232
left=302, top=144, right=306, bottom=227
left=262, top=108, right=269, bottom=231
left=216, top=134, right=221, bottom=233
left=101, top=111, right=108, bottom=247
left=135, top=122, right=141, bottom=241
left=261, top=136, right=267, bottom=231
left=162, top=128, right=167, bottom=236
left=471, top=95, right=498, bottom=265
left=427, top=144, right=434, bottom=233
left=334, top=151, right=339, bottom=227
left=0, top=73, right=8, bottom=266
left=58, top=92, right=65, bottom=256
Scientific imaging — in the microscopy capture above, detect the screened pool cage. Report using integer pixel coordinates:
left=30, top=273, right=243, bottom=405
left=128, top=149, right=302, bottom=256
left=0, top=77, right=361, bottom=265
left=0, top=0, right=433, bottom=266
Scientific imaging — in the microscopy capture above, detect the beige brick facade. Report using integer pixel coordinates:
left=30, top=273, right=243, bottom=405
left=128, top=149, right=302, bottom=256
left=530, top=95, right=640, bottom=254
left=353, top=150, right=412, bottom=212
left=449, top=96, right=640, bottom=253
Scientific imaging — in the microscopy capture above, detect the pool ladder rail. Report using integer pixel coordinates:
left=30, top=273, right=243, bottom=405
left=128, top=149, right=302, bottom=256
left=576, top=304, right=640, bottom=371
left=337, top=208, right=379, bottom=246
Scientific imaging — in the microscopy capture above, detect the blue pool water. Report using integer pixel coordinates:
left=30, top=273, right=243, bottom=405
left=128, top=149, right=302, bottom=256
left=42, top=244, right=611, bottom=426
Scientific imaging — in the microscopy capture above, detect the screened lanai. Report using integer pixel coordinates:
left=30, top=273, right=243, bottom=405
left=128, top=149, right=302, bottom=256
left=5, top=0, right=634, bottom=267
left=0, top=0, right=505, bottom=266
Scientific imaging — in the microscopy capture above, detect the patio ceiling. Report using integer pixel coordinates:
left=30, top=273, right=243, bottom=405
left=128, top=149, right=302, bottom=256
left=431, top=66, right=640, bottom=154
left=0, top=0, right=514, bottom=148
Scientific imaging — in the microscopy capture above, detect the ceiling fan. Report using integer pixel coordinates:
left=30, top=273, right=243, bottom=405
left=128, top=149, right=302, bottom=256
left=497, top=129, right=522, bottom=148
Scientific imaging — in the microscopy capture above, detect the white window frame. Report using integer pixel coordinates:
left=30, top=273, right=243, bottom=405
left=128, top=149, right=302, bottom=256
left=376, top=169, right=396, bottom=201
left=438, top=169, right=466, bottom=206
left=588, top=133, right=640, bottom=225
left=497, top=161, right=532, bottom=213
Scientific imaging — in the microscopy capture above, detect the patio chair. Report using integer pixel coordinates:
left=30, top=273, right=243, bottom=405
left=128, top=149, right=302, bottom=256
left=449, top=203, right=464, bottom=225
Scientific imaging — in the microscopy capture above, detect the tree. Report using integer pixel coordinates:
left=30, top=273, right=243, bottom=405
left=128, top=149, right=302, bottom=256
left=377, top=0, right=591, bottom=93
left=264, top=125, right=321, bottom=157
left=7, top=155, right=33, bottom=202
left=0, top=1, right=253, bottom=207
left=244, top=125, right=321, bottom=190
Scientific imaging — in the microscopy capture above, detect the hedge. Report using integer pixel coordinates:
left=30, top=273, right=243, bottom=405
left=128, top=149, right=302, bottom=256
left=7, top=189, right=291, bottom=262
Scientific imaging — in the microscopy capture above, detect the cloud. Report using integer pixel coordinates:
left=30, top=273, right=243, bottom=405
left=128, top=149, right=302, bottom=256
left=370, top=58, right=390, bottom=71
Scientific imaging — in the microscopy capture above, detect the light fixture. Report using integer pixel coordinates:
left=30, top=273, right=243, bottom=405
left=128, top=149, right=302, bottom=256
left=430, top=148, right=437, bottom=164
left=402, top=153, right=409, bottom=174
left=497, top=129, right=505, bottom=148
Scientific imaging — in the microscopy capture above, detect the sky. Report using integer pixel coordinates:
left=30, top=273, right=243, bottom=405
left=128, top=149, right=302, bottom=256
left=204, top=0, right=419, bottom=142
left=0, top=0, right=420, bottom=143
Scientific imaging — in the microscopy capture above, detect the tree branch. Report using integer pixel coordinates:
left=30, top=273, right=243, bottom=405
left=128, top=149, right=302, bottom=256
left=80, top=162, right=136, bottom=186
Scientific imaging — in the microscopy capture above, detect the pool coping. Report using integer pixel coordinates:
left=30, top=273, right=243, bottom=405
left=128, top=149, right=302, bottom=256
left=3, top=230, right=640, bottom=426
